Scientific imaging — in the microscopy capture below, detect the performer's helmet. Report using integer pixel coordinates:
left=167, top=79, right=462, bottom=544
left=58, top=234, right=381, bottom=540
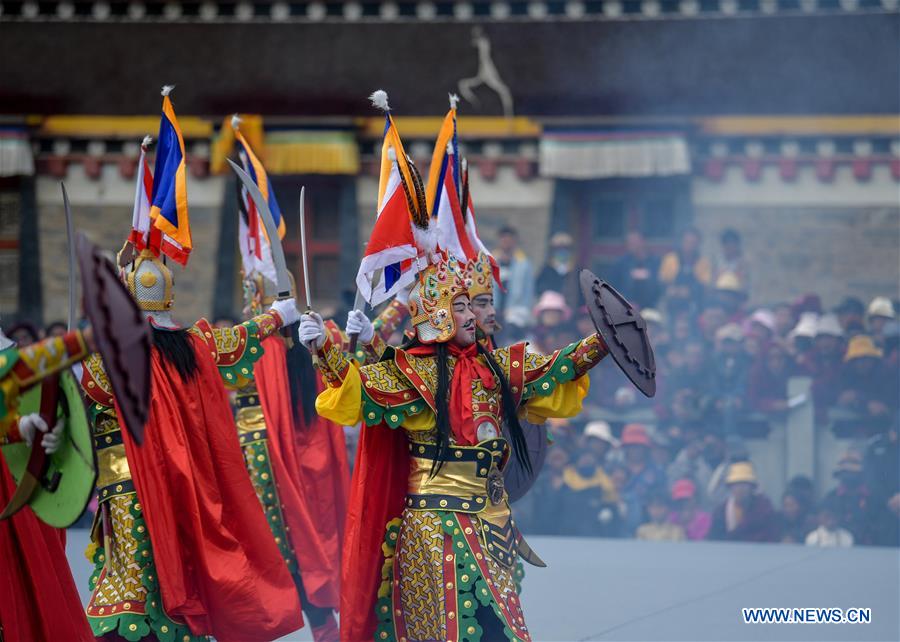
left=408, top=252, right=468, bottom=343
left=118, top=244, right=177, bottom=327
left=465, top=251, right=494, bottom=299
left=241, top=271, right=296, bottom=317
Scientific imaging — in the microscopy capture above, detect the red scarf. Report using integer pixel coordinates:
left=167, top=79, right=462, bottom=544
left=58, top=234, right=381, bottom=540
left=405, top=342, right=496, bottom=445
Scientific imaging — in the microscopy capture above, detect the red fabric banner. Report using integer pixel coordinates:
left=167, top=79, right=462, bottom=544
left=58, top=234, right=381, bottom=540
left=120, top=335, right=302, bottom=642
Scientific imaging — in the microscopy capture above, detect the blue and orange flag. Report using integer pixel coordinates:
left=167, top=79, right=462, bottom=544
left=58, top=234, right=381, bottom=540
left=427, top=96, right=501, bottom=283
left=149, top=86, right=191, bottom=265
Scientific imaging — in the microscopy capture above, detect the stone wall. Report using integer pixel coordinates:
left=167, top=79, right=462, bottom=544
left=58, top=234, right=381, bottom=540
left=692, top=165, right=900, bottom=308
left=36, top=166, right=225, bottom=326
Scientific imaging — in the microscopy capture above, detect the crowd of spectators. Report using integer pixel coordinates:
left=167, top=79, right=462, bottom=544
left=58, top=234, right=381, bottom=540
left=494, top=225, right=899, bottom=548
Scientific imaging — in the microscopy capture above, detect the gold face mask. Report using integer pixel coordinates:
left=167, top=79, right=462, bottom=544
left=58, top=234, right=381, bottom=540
left=408, top=253, right=468, bottom=344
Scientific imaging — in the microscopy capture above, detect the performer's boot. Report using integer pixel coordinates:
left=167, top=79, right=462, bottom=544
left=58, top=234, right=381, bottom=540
left=310, top=612, right=339, bottom=642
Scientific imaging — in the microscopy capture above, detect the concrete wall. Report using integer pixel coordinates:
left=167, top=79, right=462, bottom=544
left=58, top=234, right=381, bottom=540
left=692, top=164, right=900, bottom=307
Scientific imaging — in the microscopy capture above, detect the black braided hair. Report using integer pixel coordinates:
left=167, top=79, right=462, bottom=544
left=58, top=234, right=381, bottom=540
left=286, top=338, right=318, bottom=426
left=394, top=336, right=532, bottom=478
left=152, top=326, right=198, bottom=381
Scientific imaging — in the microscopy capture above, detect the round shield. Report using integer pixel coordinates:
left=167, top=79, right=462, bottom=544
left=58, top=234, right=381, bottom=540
left=579, top=269, right=657, bottom=398
left=2, top=371, right=97, bottom=527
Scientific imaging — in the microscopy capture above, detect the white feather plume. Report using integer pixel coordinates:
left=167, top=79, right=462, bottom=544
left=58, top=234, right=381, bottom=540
left=369, top=89, right=390, bottom=112
left=448, top=93, right=460, bottom=110
left=161, top=85, right=175, bottom=97
left=231, top=113, right=242, bottom=131
left=412, top=220, right=439, bottom=257
left=141, top=135, right=153, bottom=149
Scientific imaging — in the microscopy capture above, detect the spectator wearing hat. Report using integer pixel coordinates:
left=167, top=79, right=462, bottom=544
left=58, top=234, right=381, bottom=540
left=713, top=228, right=751, bottom=295
left=620, top=424, right=667, bottom=536
left=789, top=312, right=818, bottom=371
left=866, top=297, right=896, bottom=348
left=810, top=314, right=846, bottom=425
left=492, top=225, right=535, bottom=343
left=744, top=309, right=776, bottom=358
left=668, top=479, right=712, bottom=541
left=612, top=231, right=661, bottom=309
left=805, top=499, right=854, bottom=548
left=710, top=323, right=751, bottom=436
left=823, top=451, right=875, bottom=545
left=835, top=297, right=866, bottom=337
left=836, top=336, right=897, bottom=427
left=712, top=271, right=748, bottom=320
left=583, top=421, right=619, bottom=463
left=776, top=489, right=816, bottom=544
left=536, top=232, right=580, bottom=307
left=530, top=290, right=575, bottom=354
left=659, top=227, right=712, bottom=319
left=637, top=491, right=685, bottom=541
left=709, top=462, right=778, bottom=542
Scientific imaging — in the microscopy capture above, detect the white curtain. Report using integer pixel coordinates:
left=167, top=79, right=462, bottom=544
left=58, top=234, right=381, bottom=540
left=540, top=132, right=690, bottom=179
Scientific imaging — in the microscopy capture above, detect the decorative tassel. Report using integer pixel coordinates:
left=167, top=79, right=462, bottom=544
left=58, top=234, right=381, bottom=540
left=369, top=89, right=390, bottom=112
left=449, top=93, right=460, bottom=110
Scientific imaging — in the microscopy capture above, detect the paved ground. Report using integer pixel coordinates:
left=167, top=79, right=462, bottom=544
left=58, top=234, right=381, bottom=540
left=67, top=530, right=899, bottom=642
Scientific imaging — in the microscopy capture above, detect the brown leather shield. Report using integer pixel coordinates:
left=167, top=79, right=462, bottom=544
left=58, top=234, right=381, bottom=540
left=77, top=233, right=151, bottom=443
left=579, top=269, right=657, bottom=398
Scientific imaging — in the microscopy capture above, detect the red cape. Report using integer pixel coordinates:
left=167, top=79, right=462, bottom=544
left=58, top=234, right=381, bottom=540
left=254, top=335, right=341, bottom=608
left=340, top=420, right=409, bottom=642
left=0, top=458, right=94, bottom=642
left=120, top=335, right=302, bottom=642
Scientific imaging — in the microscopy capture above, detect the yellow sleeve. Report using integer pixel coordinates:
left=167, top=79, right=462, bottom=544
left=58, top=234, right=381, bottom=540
left=522, top=373, right=590, bottom=424
left=315, top=360, right=363, bottom=426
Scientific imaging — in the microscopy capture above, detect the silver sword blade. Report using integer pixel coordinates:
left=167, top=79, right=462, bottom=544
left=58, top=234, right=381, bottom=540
left=298, top=186, right=313, bottom=310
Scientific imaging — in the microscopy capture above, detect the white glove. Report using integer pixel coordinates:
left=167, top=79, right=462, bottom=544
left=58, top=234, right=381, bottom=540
left=18, top=413, right=64, bottom=454
left=41, top=419, right=65, bottom=454
left=346, top=310, right=375, bottom=345
left=18, top=413, right=46, bottom=448
left=270, top=298, right=301, bottom=326
left=298, top=312, right=326, bottom=349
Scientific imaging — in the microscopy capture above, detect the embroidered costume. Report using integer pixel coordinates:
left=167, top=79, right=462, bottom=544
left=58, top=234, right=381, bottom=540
left=82, top=247, right=302, bottom=642
left=313, top=254, right=609, bottom=642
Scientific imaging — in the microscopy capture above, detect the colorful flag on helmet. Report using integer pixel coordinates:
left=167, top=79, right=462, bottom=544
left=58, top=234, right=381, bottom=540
left=233, top=115, right=284, bottom=285
left=149, top=86, right=191, bottom=265
left=128, top=136, right=156, bottom=251
left=356, top=91, right=433, bottom=306
left=427, top=98, right=501, bottom=284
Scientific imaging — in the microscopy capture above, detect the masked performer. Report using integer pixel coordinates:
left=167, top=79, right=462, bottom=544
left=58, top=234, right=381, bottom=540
left=299, top=252, right=610, bottom=642
left=81, top=247, right=303, bottom=642
left=1, top=326, right=95, bottom=642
